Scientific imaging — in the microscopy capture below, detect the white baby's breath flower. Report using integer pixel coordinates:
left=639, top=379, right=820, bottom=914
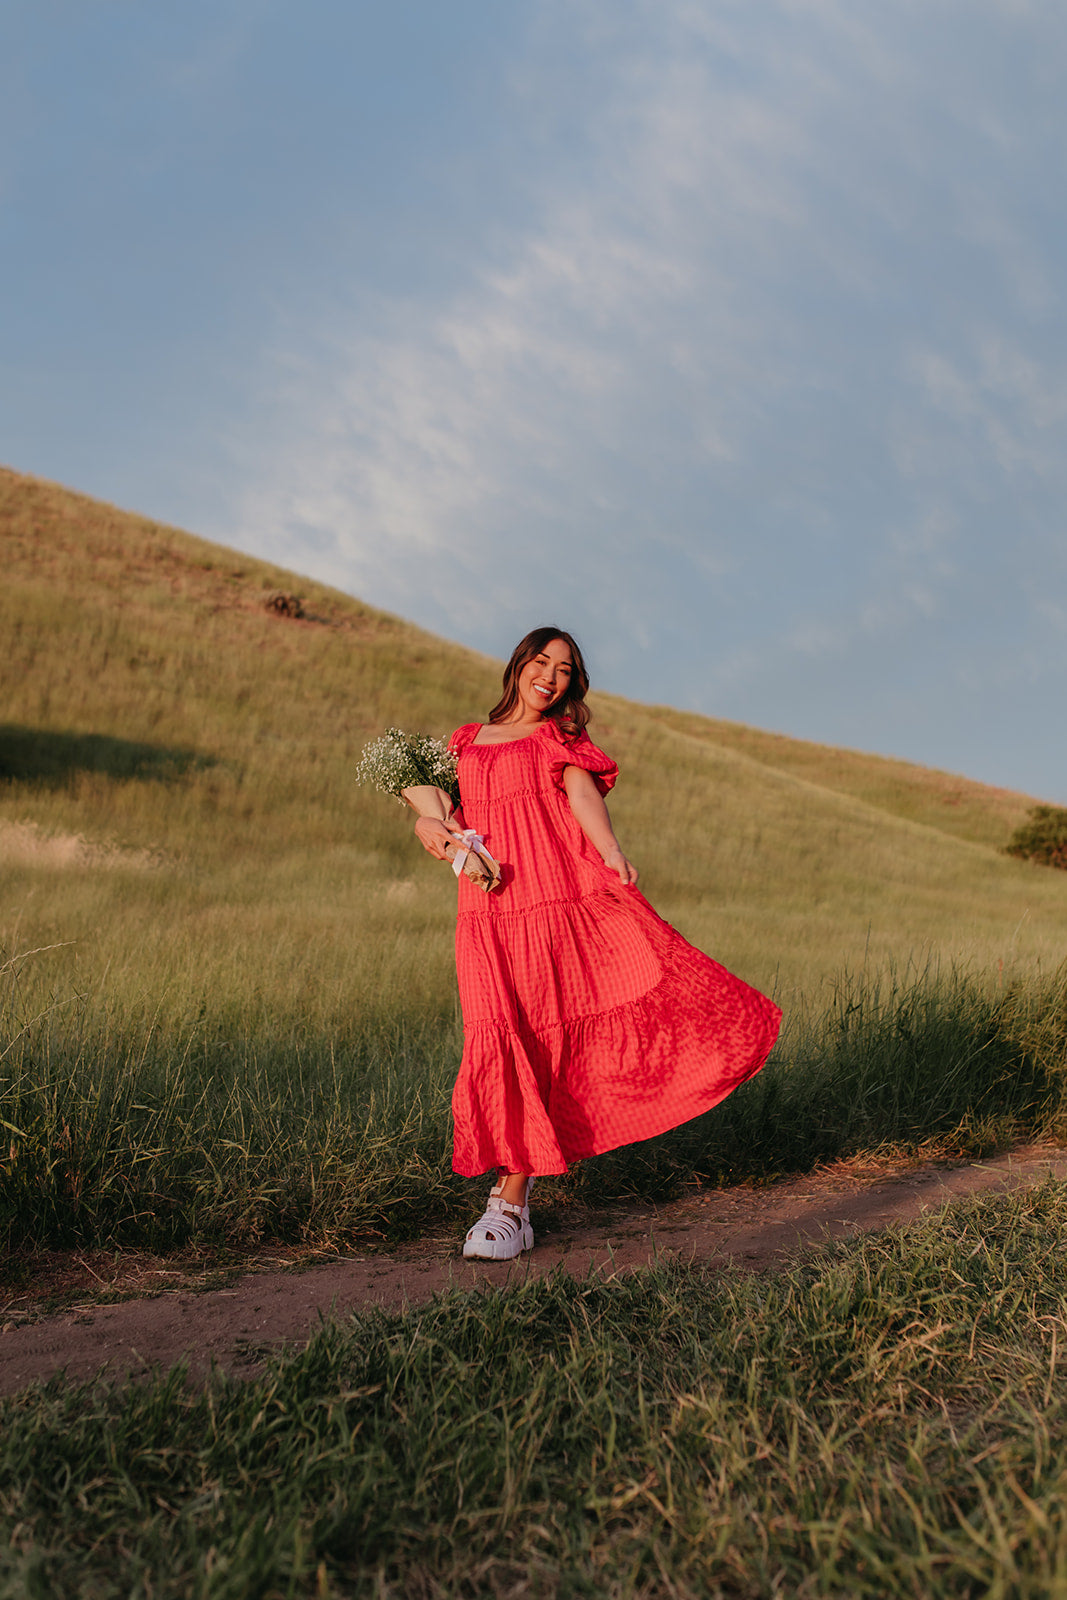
left=356, top=727, right=460, bottom=804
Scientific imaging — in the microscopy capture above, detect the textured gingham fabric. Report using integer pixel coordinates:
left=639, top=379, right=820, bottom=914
left=448, top=721, right=782, bottom=1177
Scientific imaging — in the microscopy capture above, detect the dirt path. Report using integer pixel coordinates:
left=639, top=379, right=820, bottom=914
left=3, top=1144, right=1065, bottom=1397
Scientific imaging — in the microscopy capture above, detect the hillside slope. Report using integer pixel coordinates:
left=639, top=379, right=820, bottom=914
left=1, top=464, right=1064, bottom=1031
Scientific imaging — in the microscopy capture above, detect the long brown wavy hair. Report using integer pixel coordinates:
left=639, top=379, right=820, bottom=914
left=488, top=626, right=591, bottom=739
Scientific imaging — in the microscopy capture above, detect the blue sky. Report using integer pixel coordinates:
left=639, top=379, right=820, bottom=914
left=3, top=1, right=1066, bottom=800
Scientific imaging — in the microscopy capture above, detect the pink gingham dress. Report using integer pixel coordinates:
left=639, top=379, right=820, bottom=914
left=448, top=721, right=781, bottom=1176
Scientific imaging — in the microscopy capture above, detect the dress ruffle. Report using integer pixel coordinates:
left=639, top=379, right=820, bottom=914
left=543, top=727, right=618, bottom=796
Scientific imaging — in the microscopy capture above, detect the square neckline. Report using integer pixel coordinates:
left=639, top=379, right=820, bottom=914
left=469, top=723, right=548, bottom=749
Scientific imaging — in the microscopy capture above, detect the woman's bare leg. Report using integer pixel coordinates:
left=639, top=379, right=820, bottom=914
left=498, top=1171, right=532, bottom=1205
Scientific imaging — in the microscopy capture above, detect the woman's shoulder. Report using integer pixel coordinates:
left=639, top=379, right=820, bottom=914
left=448, top=722, right=482, bottom=754
left=537, top=720, right=607, bottom=754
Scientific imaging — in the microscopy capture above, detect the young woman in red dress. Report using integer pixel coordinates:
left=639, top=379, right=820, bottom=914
left=415, top=627, right=781, bottom=1260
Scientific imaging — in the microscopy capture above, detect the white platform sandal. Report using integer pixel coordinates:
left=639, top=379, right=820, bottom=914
left=462, top=1177, right=535, bottom=1261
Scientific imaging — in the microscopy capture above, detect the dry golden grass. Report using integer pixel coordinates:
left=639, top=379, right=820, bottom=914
left=2, top=460, right=1065, bottom=1028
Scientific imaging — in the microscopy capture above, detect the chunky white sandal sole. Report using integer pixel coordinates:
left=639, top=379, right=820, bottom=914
left=463, top=1180, right=535, bottom=1261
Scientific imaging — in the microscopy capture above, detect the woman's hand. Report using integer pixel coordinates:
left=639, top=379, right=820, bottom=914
left=601, top=844, right=639, bottom=886
left=414, top=815, right=462, bottom=862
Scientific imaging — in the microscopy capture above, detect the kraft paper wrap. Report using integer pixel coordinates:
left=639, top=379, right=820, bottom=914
left=402, top=785, right=502, bottom=893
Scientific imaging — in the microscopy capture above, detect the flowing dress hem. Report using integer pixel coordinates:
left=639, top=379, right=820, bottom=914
left=451, top=1048, right=770, bottom=1177
left=451, top=965, right=781, bottom=1177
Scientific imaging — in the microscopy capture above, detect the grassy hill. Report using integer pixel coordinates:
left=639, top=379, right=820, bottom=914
left=2, top=464, right=1063, bottom=1007
left=1, top=464, right=1065, bottom=1249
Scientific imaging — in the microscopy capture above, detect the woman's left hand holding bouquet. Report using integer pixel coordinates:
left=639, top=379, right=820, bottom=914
left=407, top=784, right=500, bottom=890
left=413, top=806, right=466, bottom=862
left=356, top=728, right=501, bottom=891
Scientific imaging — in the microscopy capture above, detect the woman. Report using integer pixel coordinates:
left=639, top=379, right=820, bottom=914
left=415, top=627, right=781, bottom=1260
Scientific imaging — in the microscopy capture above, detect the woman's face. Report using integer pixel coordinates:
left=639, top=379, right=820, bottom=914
left=515, top=637, right=574, bottom=720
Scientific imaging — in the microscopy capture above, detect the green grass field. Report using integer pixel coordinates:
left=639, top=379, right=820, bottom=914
left=4, top=1180, right=1067, bottom=1598
left=2, top=463, right=1067, bottom=1254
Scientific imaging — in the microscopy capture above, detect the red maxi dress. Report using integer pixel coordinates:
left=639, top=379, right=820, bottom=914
left=448, top=720, right=782, bottom=1177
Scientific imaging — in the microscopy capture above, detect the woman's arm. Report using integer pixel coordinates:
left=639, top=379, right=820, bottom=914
left=414, top=810, right=466, bottom=861
left=562, top=765, right=639, bottom=886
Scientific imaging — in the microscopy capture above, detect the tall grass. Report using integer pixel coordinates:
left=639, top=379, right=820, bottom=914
left=3, top=1179, right=1067, bottom=1597
left=654, top=954, right=1067, bottom=1185
left=3, top=950, right=1064, bottom=1254
left=0, top=953, right=463, bottom=1251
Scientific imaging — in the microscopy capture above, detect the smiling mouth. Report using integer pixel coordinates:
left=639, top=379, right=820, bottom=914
left=533, top=684, right=554, bottom=699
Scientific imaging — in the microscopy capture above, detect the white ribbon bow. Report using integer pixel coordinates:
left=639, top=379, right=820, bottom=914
left=451, top=829, right=487, bottom=878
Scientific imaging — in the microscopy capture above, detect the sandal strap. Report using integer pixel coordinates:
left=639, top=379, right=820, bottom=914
left=466, top=1197, right=528, bottom=1240
left=481, top=1198, right=528, bottom=1229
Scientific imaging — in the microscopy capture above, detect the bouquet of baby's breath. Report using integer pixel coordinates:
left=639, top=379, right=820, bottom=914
left=356, top=727, right=460, bottom=807
left=357, top=727, right=500, bottom=892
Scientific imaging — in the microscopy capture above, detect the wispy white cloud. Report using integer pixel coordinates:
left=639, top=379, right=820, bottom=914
left=8, top=0, right=1065, bottom=788
left=231, top=5, right=837, bottom=621
left=214, top=0, right=1067, bottom=790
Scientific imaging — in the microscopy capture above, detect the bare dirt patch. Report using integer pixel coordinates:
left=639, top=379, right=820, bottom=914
left=2, top=1143, right=1065, bottom=1397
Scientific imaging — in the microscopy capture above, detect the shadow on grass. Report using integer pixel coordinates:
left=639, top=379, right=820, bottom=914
left=0, top=724, right=215, bottom=788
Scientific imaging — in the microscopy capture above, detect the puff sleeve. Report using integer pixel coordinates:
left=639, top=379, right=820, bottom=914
left=448, top=723, right=481, bottom=757
left=542, top=724, right=619, bottom=796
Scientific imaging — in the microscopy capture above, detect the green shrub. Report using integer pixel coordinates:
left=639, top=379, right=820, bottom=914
left=1006, top=804, right=1067, bottom=869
